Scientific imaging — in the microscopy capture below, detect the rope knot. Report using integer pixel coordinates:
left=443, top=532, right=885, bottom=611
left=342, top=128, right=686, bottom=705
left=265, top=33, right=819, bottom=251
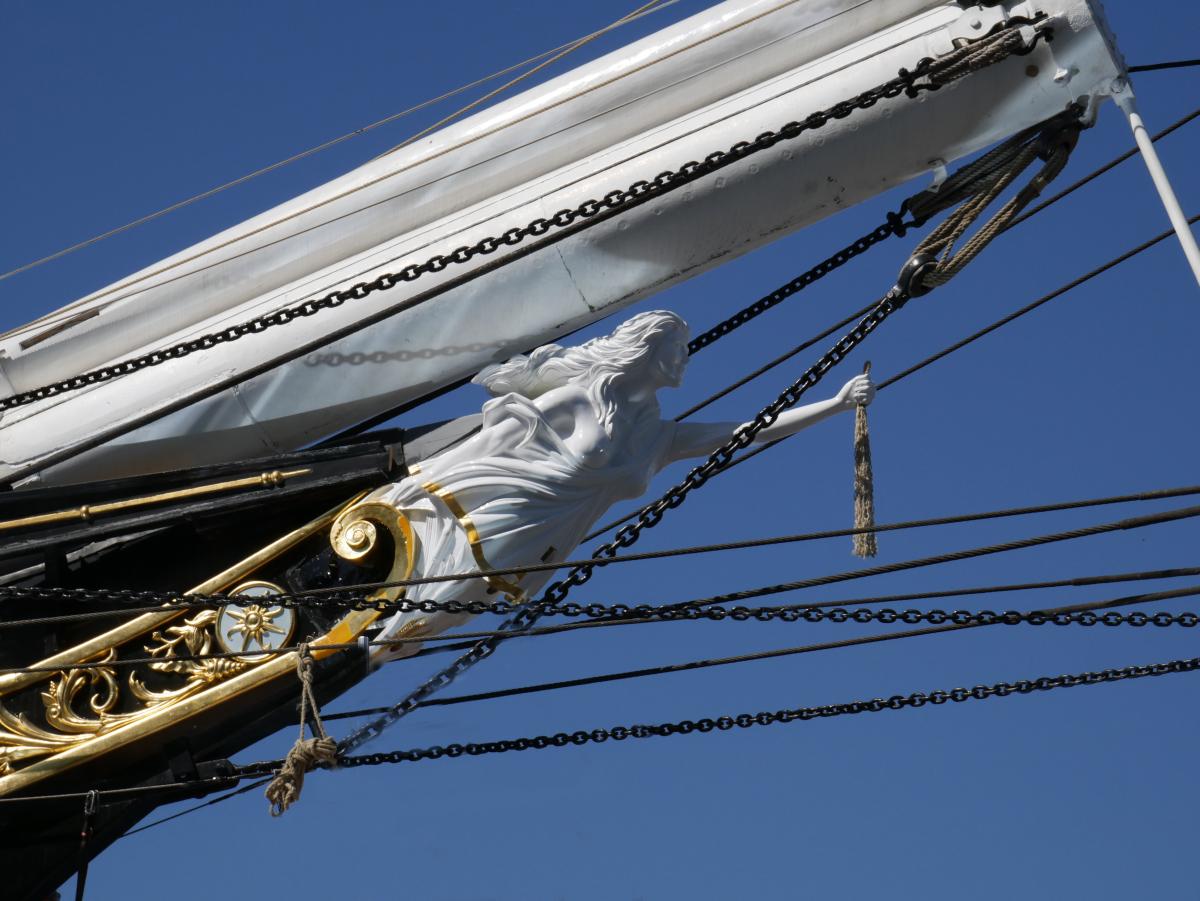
left=265, top=642, right=337, bottom=816
left=265, top=736, right=337, bottom=817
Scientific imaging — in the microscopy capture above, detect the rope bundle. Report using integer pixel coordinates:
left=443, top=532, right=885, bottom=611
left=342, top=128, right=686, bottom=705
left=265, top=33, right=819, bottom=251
left=853, top=363, right=877, bottom=558
left=265, top=644, right=337, bottom=816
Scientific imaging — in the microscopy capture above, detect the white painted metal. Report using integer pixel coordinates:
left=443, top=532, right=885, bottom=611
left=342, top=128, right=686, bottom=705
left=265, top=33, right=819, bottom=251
left=1112, top=86, right=1200, bottom=289
left=0, top=0, right=1124, bottom=485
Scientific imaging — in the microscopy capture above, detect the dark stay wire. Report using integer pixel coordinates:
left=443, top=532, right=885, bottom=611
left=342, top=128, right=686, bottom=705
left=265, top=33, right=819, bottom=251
left=5, top=484, right=1200, bottom=629
left=244, top=651, right=1200, bottom=776
left=16, top=89, right=1200, bottom=835
left=1128, top=59, right=1200, bottom=73
left=5, top=501, right=1200, bottom=677
left=321, top=569, right=1200, bottom=720
left=587, top=210, right=1200, bottom=542
left=357, top=585, right=1200, bottom=715
left=119, top=779, right=271, bottom=840
left=11, top=62, right=1196, bottom=854
left=586, top=104, right=1200, bottom=542
left=0, top=0, right=678, bottom=290
left=12, top=646, right=1200, bottom=808
left=107, top=563, right=1200, bottom=835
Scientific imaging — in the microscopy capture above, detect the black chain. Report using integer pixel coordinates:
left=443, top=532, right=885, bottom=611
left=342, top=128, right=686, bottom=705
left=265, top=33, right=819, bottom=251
left=1, top=22, right=1044, bottom=414
left=6, top=582, right=1199, bottom=651
left=12, top=580, right=1200, bottom=632
left=335, top=286, right=912, bottom=751
left=686, top=215, right=910, bottom=354
left=234, top=654, right=1200, bottom=775
left=336, top=22, right=1057, bottom=753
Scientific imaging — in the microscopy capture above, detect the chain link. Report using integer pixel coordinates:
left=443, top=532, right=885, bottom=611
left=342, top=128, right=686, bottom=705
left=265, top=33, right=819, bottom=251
left=334, top=21, right=1053, bottom=753
left=233, top=654, right=1200, bottom=775
left=6, top=580, right=1198, bottom=631
left=686, top=217, right=908, bottom=354
left=332, top=286, right=914, bottom=751
left=1, top=23, right=1045, bottom=415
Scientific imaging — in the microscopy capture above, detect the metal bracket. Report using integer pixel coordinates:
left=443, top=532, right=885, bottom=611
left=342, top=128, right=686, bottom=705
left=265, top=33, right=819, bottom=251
left=946, top=4, right=1009, bottom=48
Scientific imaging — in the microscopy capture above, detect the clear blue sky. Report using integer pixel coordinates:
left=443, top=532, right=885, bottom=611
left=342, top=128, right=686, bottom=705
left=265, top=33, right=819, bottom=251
left=3, top=2, right=1199, bottom=898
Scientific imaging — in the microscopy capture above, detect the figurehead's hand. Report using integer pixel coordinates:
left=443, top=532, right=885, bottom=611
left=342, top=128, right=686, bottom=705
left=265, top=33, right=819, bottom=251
left=836, top=373, right=875, bottom=409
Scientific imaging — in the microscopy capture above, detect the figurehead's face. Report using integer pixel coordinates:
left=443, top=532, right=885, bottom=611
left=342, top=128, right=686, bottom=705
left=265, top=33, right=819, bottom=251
left=649, top=327, right=688, bottom=389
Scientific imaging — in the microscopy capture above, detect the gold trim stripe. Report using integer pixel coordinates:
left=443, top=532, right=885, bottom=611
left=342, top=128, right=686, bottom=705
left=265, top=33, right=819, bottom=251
left=0, top=494, right=380, bottom=796
left=420, top=480, right=525, bottom=600
left=0, top=468, right=311, bottom=534
left=0, top=488, right=360, bottom=698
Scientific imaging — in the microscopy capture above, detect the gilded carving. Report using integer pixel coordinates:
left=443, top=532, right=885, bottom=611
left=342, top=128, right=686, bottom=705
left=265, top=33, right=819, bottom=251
left=0, top=609, right=254, bottom=773
left=0, top=493, right=378, bottom=796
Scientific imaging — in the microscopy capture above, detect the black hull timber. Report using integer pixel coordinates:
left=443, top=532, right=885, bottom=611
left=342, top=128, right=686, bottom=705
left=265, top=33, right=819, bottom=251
left=0, top=434, right=406, bottom=900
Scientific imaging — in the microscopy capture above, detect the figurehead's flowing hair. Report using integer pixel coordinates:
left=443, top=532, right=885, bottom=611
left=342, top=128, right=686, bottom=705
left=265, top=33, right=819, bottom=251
left=473, top=310, right=687, bottom=435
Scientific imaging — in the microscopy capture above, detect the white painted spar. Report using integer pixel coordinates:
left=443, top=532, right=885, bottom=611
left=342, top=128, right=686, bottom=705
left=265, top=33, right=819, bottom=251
left=0, top=0, right=1123, bottom=485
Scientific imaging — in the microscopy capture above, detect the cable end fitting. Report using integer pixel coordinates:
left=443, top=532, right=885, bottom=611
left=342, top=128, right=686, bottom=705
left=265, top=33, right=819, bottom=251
left=895, top=253, right=937, bottom=298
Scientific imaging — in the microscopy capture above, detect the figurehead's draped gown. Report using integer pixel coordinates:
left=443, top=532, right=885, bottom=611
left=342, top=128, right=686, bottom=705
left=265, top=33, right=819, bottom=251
left=370, top=391, right=677, bottom=660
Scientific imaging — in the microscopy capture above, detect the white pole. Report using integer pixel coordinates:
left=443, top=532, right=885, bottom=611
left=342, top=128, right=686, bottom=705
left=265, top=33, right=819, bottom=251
left=1113, top=83, right=1200, bottom=289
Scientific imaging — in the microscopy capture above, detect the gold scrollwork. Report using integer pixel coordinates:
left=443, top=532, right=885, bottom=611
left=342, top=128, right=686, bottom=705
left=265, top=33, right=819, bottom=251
left=0, top=492, right=380, bottom=795
left=329, top=500, right=417, bottom=602
left=0, top=610, right=259, bottom=768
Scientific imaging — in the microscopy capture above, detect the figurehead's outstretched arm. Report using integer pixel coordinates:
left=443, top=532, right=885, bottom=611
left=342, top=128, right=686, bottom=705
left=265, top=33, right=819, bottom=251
left=665, top=373, right=874, bottom=464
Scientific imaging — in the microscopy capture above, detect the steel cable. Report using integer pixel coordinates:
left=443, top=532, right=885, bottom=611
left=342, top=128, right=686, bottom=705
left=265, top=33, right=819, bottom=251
left=6, top=508, right=1200, bottom=678
left=6, top=648, right=1199, bottom=807
left=0, top=23, right=1045, bottom=492
left=0, top=1, right=679, bottom=294
left=5, top=483, right=1199, bottom=625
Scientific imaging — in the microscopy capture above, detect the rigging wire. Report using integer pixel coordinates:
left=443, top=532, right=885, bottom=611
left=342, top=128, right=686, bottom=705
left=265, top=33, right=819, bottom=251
left=248, top=652, right=1200, bottom=774
left=328, top=586, right=1200, bottom=716
left=1008, top=105, right=1200, bottom=228
left=876, top=214, right=1200, bottom=390
left=316, top=566, right=1200, bottom=718
left=5, top=483, right=1200, bottom=624
left=119, top=778, right=271, bottom=839
left=7, top=645, right=1200, bottom=809
left=0, top=0, right=679, bottom=295
left=95, top=564, right=1200, bottom=836
left=369, top=0, right=677, bottom=160
left=2, top=0, right=804, bottom=327
left=675, top=107, right=1200, bottom=415
left=0, top=20, right=1042, bottom=493
left=1128, top=59, right=1200, bottom=73
left=5, top=38, right=1198, bottom=845
left=6, top=503, right=1199, bottom=677
left=586, top=208, right=1200, bottom=542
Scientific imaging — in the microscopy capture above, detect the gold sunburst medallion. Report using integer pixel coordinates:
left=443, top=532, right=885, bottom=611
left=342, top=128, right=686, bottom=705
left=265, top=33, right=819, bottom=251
left=215, top=580, right=296, bottom=660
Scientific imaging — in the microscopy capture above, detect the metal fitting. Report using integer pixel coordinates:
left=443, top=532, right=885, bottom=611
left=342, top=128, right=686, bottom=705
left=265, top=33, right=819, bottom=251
left=895, top=253, right=937, bottom=298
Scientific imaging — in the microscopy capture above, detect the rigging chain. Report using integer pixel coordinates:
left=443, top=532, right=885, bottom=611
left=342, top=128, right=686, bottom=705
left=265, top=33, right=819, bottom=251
left=240, top=654, right=1200, bottom=776
left=6, top=649, right=1198, bottom=808
left=5, top=482, right=1199, bottom=617
left=3, top=596, right=1197, bottom=678
left=9, top=565, right=1200, bottom=633
left=0, top=20, right=1045, bottom=415
left=688, top=105, right=1080, bottom=353
left=337, top=112, right=1083, bottom=754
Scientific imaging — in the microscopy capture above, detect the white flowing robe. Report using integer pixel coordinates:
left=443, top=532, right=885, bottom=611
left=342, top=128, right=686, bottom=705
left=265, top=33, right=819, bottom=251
left=370, top=391, right=677, bottom=660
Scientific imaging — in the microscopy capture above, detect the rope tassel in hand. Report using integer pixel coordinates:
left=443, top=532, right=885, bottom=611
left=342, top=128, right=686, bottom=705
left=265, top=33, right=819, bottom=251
left=853, top=362, right=878, bottom=558
left=265, top=643, right=337, bottom=816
